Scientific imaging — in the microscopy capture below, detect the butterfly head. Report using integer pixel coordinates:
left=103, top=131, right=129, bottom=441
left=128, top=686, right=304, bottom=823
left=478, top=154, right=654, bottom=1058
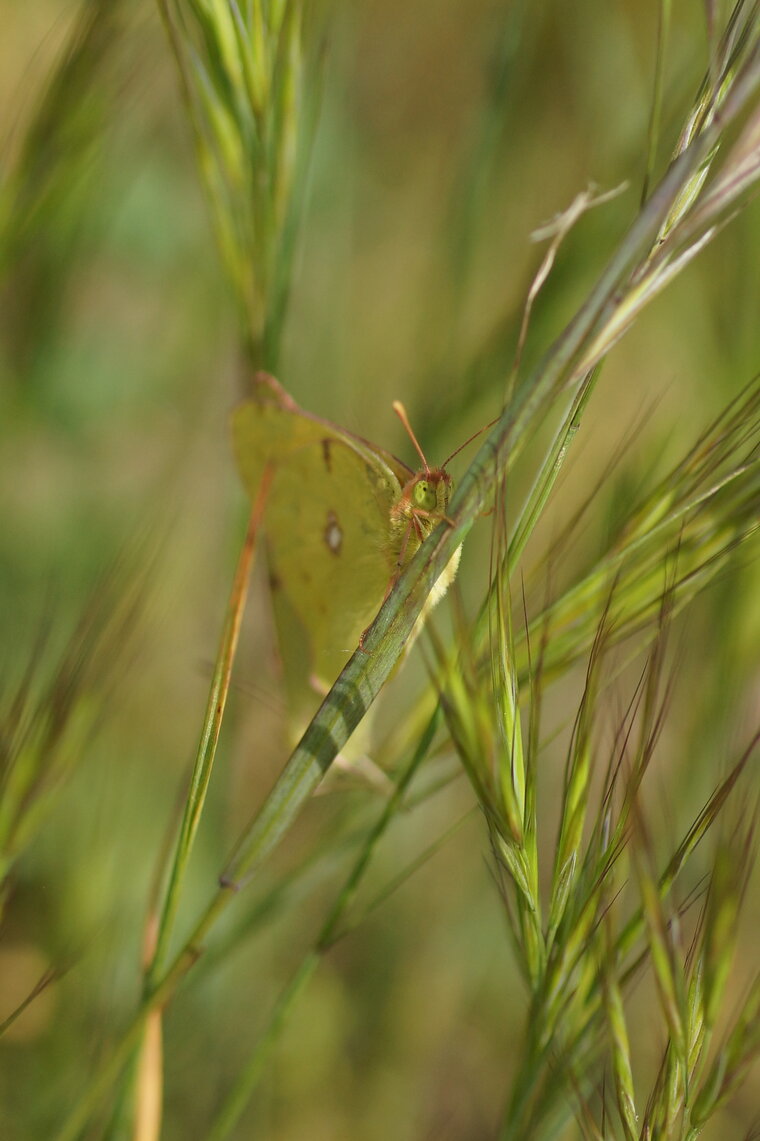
left=411, top=468, right=452, bottom=514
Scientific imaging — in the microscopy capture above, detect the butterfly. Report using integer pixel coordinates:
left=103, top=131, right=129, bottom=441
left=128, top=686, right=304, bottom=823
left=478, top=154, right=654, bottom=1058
left=232, top=372, right=461, bottom=690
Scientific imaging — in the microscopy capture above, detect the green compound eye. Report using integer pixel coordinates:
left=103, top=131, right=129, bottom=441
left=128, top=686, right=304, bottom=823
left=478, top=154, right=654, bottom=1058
left=414, top=480, right=437, bottom=511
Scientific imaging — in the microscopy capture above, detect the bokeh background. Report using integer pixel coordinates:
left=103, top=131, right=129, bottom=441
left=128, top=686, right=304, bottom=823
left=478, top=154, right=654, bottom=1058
left=1, top=2, right=759, bottom=1138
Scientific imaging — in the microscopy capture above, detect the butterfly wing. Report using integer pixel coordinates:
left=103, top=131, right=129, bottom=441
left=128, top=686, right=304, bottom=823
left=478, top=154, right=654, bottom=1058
left=232, top=374, right=412, bottom=685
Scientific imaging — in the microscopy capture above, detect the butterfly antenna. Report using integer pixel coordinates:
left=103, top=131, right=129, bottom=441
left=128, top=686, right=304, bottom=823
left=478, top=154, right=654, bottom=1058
left=392, top=400, right=430, bottom=473
left=441, top=414, right=500, bottom=467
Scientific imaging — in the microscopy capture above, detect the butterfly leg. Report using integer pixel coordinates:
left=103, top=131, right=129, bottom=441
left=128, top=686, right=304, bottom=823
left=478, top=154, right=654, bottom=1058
left=411, top=506, right=457, bottom=529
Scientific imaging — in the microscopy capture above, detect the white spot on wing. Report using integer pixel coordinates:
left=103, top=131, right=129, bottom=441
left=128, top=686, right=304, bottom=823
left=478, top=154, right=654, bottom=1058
left=324, top=509, right=343, bottom=556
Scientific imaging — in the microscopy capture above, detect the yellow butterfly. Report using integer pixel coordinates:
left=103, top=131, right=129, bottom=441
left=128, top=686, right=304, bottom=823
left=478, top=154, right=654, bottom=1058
left=232, top=372, right=461, bottom=689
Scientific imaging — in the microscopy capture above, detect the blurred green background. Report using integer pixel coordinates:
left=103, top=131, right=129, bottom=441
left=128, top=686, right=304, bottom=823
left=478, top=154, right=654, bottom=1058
left=1, top=2, right=759, bottom=1138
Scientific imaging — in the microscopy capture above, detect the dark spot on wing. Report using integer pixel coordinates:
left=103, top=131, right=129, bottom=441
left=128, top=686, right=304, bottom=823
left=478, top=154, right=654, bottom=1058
left=322, top=438, right=332, bottom=473
left=268, top=571, right=282, bottom=592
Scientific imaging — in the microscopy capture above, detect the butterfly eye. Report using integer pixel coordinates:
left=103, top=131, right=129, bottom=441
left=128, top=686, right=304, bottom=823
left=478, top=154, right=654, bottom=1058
left=414, top=480, right=438, bottom=511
